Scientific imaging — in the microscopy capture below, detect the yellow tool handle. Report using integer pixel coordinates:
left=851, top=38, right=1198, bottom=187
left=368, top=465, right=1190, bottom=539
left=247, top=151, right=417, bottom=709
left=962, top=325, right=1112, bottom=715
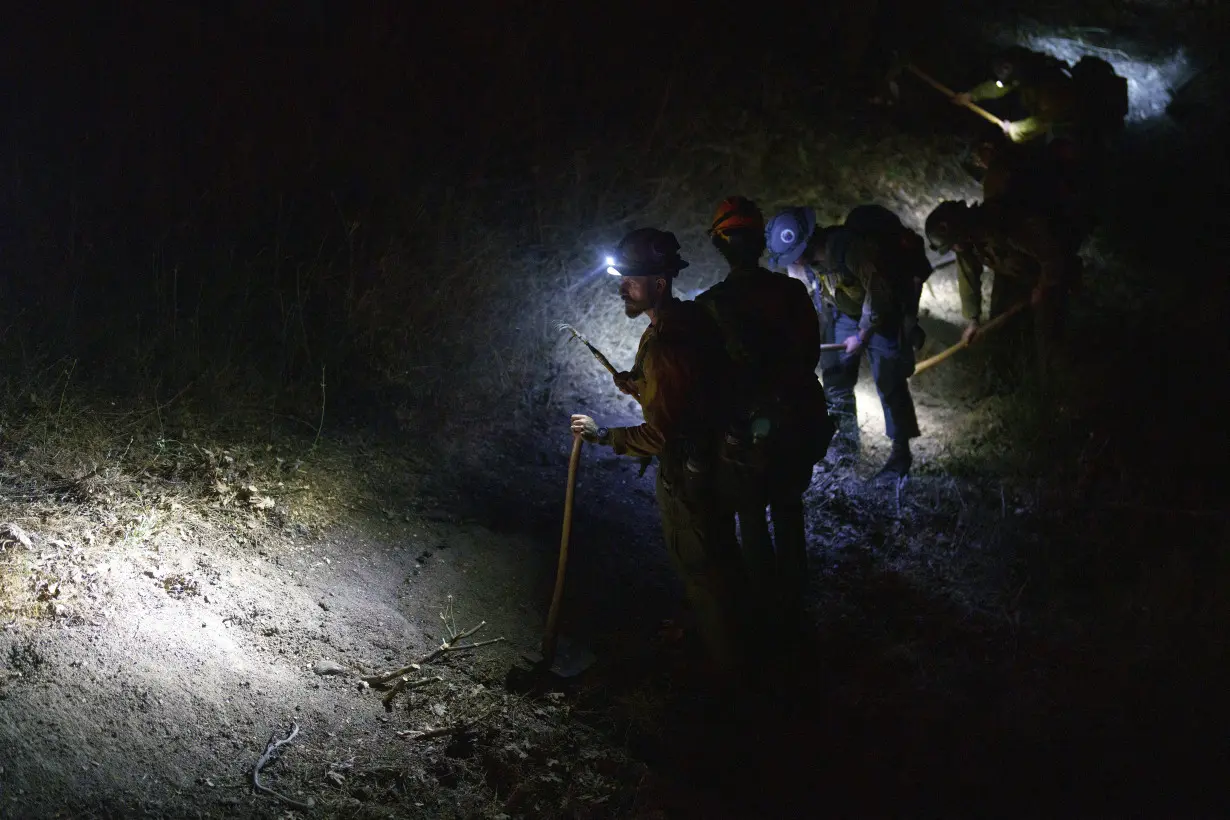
left=907, top=64, right=1006, bottom=129
left=912, top=301, right=1030, bottom=376
left=541, top=434, right=584, bottom=669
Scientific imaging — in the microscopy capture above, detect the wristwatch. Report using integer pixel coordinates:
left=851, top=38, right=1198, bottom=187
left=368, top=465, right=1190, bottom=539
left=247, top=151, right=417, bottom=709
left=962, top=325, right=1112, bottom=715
left=596, top=427, right=611, bottom=446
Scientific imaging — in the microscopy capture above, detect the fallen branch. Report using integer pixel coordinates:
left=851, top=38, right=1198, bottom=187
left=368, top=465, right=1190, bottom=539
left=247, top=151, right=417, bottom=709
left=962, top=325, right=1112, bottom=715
left=382, top=674, right=445, bottom=711
left=253, top=722, right=315, bottom=811
left=364, top=621, right=506, bottom=686
left=396, top=706, right=499, bottom=741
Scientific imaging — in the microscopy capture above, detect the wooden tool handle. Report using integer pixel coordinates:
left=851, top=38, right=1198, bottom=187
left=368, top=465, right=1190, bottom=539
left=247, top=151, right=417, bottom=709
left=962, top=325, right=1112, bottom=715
left=541, top=434, right=584, bottom=668
left=912, top=301, right=1030, bottom=376
left=906, top=64, right=1007, bottom=129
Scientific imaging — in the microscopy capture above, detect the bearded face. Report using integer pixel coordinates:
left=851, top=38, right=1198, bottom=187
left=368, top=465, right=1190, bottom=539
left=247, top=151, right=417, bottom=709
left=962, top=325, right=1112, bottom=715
left=618, top=275, right=664, bottom=318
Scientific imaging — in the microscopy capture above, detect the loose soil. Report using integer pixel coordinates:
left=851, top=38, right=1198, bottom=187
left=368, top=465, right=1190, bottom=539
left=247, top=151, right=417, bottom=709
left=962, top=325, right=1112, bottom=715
left=2, top=7, right=1229, bottom=819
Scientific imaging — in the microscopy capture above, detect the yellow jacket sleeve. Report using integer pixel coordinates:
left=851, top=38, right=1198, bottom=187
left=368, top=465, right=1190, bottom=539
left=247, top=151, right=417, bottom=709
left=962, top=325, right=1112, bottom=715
left=1005, top=115, right=1048, bottom=143
left=607, top=343, right=667, bottom=458
left=968, top=79, right=1012, bottom=103
left=1006, top=216, right=1070, bottom=292
left=957, top=250, right=985, bottom=321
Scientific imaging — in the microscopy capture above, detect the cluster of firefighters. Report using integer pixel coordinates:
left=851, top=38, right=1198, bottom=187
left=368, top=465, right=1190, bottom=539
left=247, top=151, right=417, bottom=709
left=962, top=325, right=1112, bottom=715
left=567, top=47, right=1129, bottom=678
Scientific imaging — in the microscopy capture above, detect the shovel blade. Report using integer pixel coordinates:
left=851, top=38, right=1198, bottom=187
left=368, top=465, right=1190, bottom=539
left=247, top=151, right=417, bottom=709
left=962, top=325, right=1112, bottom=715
left=521, top=635, right=596, bottom=679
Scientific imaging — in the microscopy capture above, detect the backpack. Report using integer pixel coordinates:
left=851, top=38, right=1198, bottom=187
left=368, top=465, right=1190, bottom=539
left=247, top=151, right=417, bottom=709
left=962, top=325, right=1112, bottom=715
left=843, top=205, right=934, bottom=288
left=829, top=206, right=934, bottom=348
left=1070, top=56, right=1129, bottom=132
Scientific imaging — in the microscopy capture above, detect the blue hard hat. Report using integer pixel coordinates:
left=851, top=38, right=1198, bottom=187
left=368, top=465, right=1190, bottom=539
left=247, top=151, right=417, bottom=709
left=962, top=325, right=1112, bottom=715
left=765, top=207, right=817, bottom=268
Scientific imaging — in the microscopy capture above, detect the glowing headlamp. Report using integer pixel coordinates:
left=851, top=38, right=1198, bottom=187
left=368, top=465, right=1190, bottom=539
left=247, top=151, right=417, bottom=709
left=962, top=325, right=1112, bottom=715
left=996, top=80, right=1005, bottom=88
left=605, top=255, right=621, bottom=276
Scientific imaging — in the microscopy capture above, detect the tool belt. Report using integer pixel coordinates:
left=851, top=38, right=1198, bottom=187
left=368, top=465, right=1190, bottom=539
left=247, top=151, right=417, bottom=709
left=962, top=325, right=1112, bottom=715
left=720, top=385, right=831, bottom=471
left=659, top=435, right=717, bottom=490
left=719, top=418, right=772, bottom=472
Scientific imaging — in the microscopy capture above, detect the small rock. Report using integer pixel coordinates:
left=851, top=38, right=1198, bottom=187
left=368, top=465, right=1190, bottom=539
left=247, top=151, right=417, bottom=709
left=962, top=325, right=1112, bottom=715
left=318, top=601, right=330, bottom=611
left=312, top=659, right=350, bottom=677
left=0, top=523, right=33, bottom=549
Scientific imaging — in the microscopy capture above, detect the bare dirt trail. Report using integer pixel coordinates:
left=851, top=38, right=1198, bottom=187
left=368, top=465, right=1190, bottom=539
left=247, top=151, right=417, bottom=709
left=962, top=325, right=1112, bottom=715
left=0, top=497, right=619, bottom=819
left=0, top=331, right=1225, bottom=819
left=0, top=411, right=719, bottom=820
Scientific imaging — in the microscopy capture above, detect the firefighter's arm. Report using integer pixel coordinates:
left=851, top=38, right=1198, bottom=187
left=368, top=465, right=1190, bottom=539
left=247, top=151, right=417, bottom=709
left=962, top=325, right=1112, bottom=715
left=854, top=257, right=897, bottom=337
left=1005, top=115, right=1047, bottom=143
left=787, top=278, right=823, bottom=371
left=607, top=353, right=666, bottom=458
left=608, top=424, right=665, bottom=458
left=1012, top=217, right=1071, bottom=295
left=966, top=79, right=1012, bottom=103
left=957, top=250, right=985, bottom=322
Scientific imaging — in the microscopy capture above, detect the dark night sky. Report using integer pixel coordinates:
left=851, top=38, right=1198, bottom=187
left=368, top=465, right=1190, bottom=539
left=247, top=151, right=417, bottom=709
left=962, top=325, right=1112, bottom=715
left=0, top=2, right=840, bottom=263
left=0, top=2, right=839, bottom=367
left=4, top=2, right=830, bottom=167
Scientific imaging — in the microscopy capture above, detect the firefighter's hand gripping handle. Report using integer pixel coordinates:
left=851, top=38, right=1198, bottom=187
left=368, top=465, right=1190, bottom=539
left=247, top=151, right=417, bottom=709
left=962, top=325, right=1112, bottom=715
left=907, top=64, right=1007, bottom=129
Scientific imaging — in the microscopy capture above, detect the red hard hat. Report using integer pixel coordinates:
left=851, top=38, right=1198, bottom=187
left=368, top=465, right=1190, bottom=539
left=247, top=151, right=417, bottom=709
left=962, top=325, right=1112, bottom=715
left=709, top=196, right=765, bottom=240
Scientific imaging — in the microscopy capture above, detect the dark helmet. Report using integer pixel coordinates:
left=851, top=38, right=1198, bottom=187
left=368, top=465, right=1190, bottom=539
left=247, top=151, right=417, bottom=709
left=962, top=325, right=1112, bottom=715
left=765, top=206, right=817, bottom=268
left=609, top=228, right=689, bottom=278
left=924, top=200, right=971, bottom=254
left=991, top=56, right=1018, bottom=85
left=992, top=45, right=1044, bottom=86
left=709, top=196, right=765, bottom=240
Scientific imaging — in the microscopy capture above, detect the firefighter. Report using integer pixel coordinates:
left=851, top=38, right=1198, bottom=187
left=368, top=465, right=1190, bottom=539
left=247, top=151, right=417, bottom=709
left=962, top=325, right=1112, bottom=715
left=952, top=46, right=1078, bottom=145
left=766, top=207, right=922, bottom=479
left=924, top=199, right=1082, bottom=392
left=973, top=136, right=1096, bottom=247
left=696, top=196, right=832, bottom=630
left=569, top=228, right=749, bottom=674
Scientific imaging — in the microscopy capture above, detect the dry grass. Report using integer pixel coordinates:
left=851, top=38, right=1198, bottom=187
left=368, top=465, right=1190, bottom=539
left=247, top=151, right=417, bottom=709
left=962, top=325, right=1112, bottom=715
left=0, top=368, right=424, bottom=628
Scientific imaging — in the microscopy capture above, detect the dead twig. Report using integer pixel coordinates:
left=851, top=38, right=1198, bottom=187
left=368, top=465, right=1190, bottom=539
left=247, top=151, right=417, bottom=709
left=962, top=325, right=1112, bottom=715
left=310, top=365, right=326, bottom=454
left=382, top=674, right=445, bottom=711
left=396, top=705, right=499, bottom=741
left=364, top=621, right=506, bottom=686
left=253, top=722, right=315, bottom=811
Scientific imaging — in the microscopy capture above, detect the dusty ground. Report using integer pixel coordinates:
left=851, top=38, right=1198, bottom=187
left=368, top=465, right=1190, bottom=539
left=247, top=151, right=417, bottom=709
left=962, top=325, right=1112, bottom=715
left=2, top=7, right=1229, bottom=819
left=1, top=327, right=1225, bottom=819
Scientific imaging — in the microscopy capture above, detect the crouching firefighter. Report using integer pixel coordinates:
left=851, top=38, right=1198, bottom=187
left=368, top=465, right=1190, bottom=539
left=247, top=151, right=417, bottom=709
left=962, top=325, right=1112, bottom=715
left=696, top=197, right=834, bottom=631
left=766, top=205, right=925, bottom=479
left=925, top=199, right=1081, bottom=394
left=569, top=228, right=750, bottom=675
